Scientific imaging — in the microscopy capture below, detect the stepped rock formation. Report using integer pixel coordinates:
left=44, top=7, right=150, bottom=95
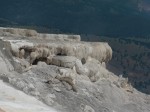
left=0, top=27, right=149, bottom=112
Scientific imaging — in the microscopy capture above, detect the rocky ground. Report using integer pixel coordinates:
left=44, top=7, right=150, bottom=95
left=0, top=27, right=150, bottom=112
left=0, top=80, right=57, bottom=112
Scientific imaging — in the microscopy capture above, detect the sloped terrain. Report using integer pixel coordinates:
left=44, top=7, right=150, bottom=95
left=82, top=35, right=150, bottom=94
left=0, top=28, right=150, bottom=112
left=0, top=80, right=57, bottom=112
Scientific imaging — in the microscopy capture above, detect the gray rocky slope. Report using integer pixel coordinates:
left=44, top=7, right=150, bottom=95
left=0, top=27, right=149, bottom=112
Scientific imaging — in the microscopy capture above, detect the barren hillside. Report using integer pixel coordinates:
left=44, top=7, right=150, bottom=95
left=0, top=27, right=149, bottom=112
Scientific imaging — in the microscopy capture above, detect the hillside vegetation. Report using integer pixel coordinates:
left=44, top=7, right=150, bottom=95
left=82, top=35, right=150, bottom=94
left=1, top=0, right=150, bottom=37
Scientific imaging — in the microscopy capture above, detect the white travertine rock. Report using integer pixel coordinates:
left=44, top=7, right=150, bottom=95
left=3, top=39, right=112, bottom=64
left=75, top=59, right=89, bottom=75
left=4, top=40, right=33, bottom=57
left=0, top=27, right=38, bottom=37
left=0, top=48, right=14, bottom=73
left=0, top=57, right=9, bottom=74
left=99, top=65, right=110, bottom=79
left=58, top=68, right=76, bottom=84
left=38, top=33, right=81, bottom=42
left=0, top=27, right=81, bottom=42
left=86, top=56, right=100, bottom=64
left=37, top=61, right=47, bottom=67
left=57, top=42, right=112, bottom=63
left=19, top=49, right=25, bottom=59
left=30, top=47, right=51, bottom=64
left=0, top=27, right=150, bottom=112
left=80, top=104, right=95, bottom=112
left=51, top=56, right=77, bottom=68
left=0, top=80, right=58, bottom=112
left=1, top=31, right=112, bottom=82
left=84, top=57, right=109, bottom=82
left=47, top=55, right=53, bottom=65
left=83, top=105, right=95, bottom=112
left=57, top=68, right=77, bottom=92
left=101, top=62, right=106, bottom=68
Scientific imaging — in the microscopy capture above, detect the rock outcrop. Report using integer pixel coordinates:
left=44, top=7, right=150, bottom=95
left=0, top=27, right=149, bottom=112
left=0, top=27, right=81, bottom=41
left=8, top=40, right=112, bottom=64
left=0, top=80, right=58, bottom=112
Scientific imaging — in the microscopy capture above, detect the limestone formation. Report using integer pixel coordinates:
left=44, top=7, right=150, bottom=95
left=55, top=68, right=77, bottom=92
left=47, top=55, right=53, bottom=65
left=84, top=57, right=110, bottom=82
left=58, top=68, right=76, bottom=84
left=63, top=42, right=112, bottom=63
left=2, top=28, right=38, bottom=37
left=101, top=62, right=106, bottom=68
left=2, top=28, right=112, bottom=83
left=19, top=49, right=25, bottom=59
left=19, top=45, right=35, bottom=53
left=10, top=43, right=20, bottom=57
left=80, top=105, right=95, bottom=112
left=30, top=47, right=51, bottom=65
left=114, top=75, right=134, bottom=93
left=55, top=76, right=77, bottom=92
left=51, top=56, right=77, bottom=68
left=10, top=42, right=112, bottom=65
left=0, top=27, right=81, bottom=42
left=75, top=59, right=89, bottom=75
left=1, top=27, right=112, bottom=64
left=0, top=27, right=149, bottom=112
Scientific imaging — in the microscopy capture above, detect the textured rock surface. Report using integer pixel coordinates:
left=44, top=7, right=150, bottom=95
left=0, top=27, right=112, bottom=63
left=0, top=80, right=58, bottom=112
left=51, top=56, right=77, bottom=68
left=0, top=27, right=81, bottom=42
left=0, top=27, right=149, bottom=112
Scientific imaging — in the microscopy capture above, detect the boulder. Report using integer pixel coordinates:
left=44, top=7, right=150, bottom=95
left=75, top=59, right=89, bottom=75
left=84, top=57, right=109, bottom=82
left=51, top=56, right=77, bottom=68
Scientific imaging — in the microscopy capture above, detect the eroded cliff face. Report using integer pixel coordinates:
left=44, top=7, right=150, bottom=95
left=0, top=27, right=149, bottom=112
